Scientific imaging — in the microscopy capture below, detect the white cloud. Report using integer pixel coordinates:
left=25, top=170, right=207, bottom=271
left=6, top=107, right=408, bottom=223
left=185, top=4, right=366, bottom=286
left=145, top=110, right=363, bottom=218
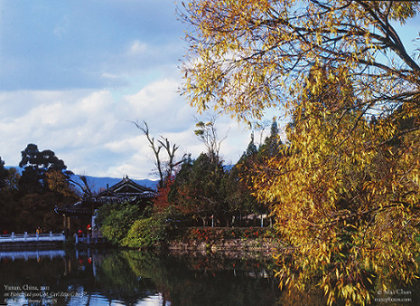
left=128, top=40, right=149, bottom=55
left=101, top=72, right=121, bottom=80
left=104, top=135, right=145, bottom=154
left=125, top=78, right=196, bottom=132
left=0, top=0, right=290, bottom=181
left=0, top=77, right=256, bottom=180
left=126, top=79, right=177, bottom=112
left=0, top=61, right=289, bottom=182
left=106, top=153, right=155, bottom=178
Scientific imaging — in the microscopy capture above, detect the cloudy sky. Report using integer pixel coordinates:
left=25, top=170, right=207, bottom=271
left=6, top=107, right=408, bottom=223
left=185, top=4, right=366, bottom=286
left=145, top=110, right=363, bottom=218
left=0, top=0, right=260, bottom=179
left=0, top=1, right=418, bottom=180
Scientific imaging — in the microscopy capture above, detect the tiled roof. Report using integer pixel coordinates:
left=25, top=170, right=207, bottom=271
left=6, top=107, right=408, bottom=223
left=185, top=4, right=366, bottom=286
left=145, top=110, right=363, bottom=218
left=56, top=176, right=157, bottom=216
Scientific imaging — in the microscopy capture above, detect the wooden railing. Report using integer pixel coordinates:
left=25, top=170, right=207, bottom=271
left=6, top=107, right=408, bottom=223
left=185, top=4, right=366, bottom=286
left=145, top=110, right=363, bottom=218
left=0, top=232, right=65, bottom=243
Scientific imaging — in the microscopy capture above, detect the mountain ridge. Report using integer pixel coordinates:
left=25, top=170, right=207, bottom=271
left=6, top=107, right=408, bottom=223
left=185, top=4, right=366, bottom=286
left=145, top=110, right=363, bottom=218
left=5, top=166, right=159, bottom=192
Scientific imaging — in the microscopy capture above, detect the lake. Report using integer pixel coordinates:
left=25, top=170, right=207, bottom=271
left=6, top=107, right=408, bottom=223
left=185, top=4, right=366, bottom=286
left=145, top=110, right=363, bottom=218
left=1, top=248, right=418, bottom=305
left=0, top=248, right=285, bottom=305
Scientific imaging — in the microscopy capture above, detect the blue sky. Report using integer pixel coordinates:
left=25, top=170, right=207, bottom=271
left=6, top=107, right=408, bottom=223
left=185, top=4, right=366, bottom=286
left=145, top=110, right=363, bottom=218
left=0, top=1, right=418, bottom=179
left=0, top=0, right=255, bottom=179
left=0, top=0, right=184, bottom=90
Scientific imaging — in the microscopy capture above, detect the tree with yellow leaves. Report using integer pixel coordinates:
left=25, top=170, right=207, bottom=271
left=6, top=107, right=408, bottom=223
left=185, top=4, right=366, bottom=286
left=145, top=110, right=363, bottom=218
left=182, top=0, right=419, bottom=119
left=181, top=1, right=419, bottom=304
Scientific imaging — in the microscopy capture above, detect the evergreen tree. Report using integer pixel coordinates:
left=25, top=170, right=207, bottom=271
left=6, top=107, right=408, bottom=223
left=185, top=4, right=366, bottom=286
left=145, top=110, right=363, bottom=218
left=18, top=144, right=71, bottom=194
left=244, top=132, right=258, bottom=157
left=258, top=118, right=282, bottom=159
left=0, top=156, right=8, bottom=189
left=168, top=153, right=226, bottom=226
left=223, top=158, right=257, bottom=226
left=3, top=144, right=78, bottom=232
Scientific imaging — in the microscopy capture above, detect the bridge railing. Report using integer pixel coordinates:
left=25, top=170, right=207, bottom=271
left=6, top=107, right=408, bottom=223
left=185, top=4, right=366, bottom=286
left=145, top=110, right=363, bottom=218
left=0, top=232, right=65, bottom=243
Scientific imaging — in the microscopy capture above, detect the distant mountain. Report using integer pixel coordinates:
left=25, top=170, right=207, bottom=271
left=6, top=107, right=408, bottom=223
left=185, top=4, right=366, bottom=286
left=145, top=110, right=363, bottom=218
left=5, top=166, right=158, bottom=193
left=223, top=164, right=234, bottom=172
left=5, top=166, right=23, bottom=174
left=6, top=164, right=234, bottom=193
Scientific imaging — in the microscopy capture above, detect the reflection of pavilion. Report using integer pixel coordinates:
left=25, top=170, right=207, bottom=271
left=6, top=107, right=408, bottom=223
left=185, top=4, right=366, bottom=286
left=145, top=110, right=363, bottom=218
left=55, top=176, right=157, bottom=237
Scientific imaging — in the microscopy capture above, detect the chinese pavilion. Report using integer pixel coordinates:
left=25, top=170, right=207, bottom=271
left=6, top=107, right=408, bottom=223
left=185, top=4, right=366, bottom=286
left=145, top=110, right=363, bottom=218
left=55, top=176, right=157, bottom=237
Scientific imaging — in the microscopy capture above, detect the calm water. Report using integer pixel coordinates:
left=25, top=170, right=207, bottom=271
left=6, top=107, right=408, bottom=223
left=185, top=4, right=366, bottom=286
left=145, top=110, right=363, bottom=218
left=1, top=248, right=418, bottom=305
left=0, top=248, right=284, bottom=306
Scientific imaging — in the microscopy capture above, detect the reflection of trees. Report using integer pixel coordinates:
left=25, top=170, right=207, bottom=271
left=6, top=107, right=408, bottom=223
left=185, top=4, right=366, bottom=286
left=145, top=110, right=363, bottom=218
left=0, top=250, right=296, bottom=305
left=94, top=251, right=157, bottom=305
left=0, top=250, right=157, bottom=305
left=2, top=249, right=418, bottom=305
left=123, top=251, right=282, bottom=306
left=0, top=256, right=72, bottom=304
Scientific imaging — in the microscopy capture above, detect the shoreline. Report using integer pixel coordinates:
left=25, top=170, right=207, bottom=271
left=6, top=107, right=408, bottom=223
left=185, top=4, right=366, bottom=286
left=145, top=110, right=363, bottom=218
left=166, top=238, right=280, bottom=258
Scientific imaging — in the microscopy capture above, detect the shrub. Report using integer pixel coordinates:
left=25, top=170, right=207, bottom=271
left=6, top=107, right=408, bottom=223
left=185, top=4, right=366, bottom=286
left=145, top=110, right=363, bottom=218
left=96, top=201, right=147, bottom=245
left=122, top=213, right=168, bottom=249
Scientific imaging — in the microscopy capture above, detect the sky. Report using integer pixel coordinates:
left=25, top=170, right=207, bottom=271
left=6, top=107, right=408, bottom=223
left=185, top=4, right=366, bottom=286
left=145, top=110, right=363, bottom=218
left=0, top=1, right=418, bottom=180
left=0, top=0, right=261, bottom=179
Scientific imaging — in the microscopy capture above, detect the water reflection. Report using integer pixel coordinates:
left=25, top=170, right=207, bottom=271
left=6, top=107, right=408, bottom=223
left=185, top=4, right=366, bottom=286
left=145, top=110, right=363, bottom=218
left=0, top=248, right=282, bottom=305
left=2, top=248, right=417, bottom=305
left=0, top=250, right=65, bottom=261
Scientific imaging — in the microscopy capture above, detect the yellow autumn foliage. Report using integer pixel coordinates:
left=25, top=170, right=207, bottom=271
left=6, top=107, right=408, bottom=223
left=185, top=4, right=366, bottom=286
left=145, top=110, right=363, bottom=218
left=253, top=68, right=419, bottom=304
left=181, top=1, right=420, bottom=304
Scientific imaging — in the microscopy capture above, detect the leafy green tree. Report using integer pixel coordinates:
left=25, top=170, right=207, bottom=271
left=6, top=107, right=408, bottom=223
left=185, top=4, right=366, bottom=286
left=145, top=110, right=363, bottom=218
left=19, top=144, right=71, bottom=194
left=0, top=190, right=16, bottom=232
left=0, top=157, right=8, bottom=189
left=13, top=192, right=64, bottom=232
left=122, top=212, right=170, bottom=249
left=0, top=158, right=20, bottom=233
left=221, top=134, right=260, bottom=226
left=244, top=132, right=258, bottom=157
left=169, top=153, right=226, bottom=226
left=0, top=159, right=16, bottom=233
left=249, top=120, right=285, bottom=226
left=2, top=144, right=78, bottom=232
left=45, top=169, right=79, bottom=199
left=221, top=167, right=255, bottom=226
left=167, top=154, right=193, bottom=214
left=96, top=201, right=148, bottom=245
left=5, top=167, right=20, bottom=191
left=258, top=118, right=283, bottom=159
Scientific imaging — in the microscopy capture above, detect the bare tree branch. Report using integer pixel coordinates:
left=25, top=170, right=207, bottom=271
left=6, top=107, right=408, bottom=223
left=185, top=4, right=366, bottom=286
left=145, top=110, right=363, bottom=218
left=133, top=120, right=183, bottom=188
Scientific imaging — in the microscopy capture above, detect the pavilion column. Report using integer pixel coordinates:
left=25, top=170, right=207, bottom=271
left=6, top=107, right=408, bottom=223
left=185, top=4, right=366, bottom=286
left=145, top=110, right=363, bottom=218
left=63, top=214, right=68, bottom=238
left=63, top=215, right=71, bottom=238
left=67, top=216, right=71, bottom=233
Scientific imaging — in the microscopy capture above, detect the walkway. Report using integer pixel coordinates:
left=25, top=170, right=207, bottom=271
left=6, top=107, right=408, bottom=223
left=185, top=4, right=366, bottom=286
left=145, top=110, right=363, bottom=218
left=0, top=232, right=65, bottom=244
